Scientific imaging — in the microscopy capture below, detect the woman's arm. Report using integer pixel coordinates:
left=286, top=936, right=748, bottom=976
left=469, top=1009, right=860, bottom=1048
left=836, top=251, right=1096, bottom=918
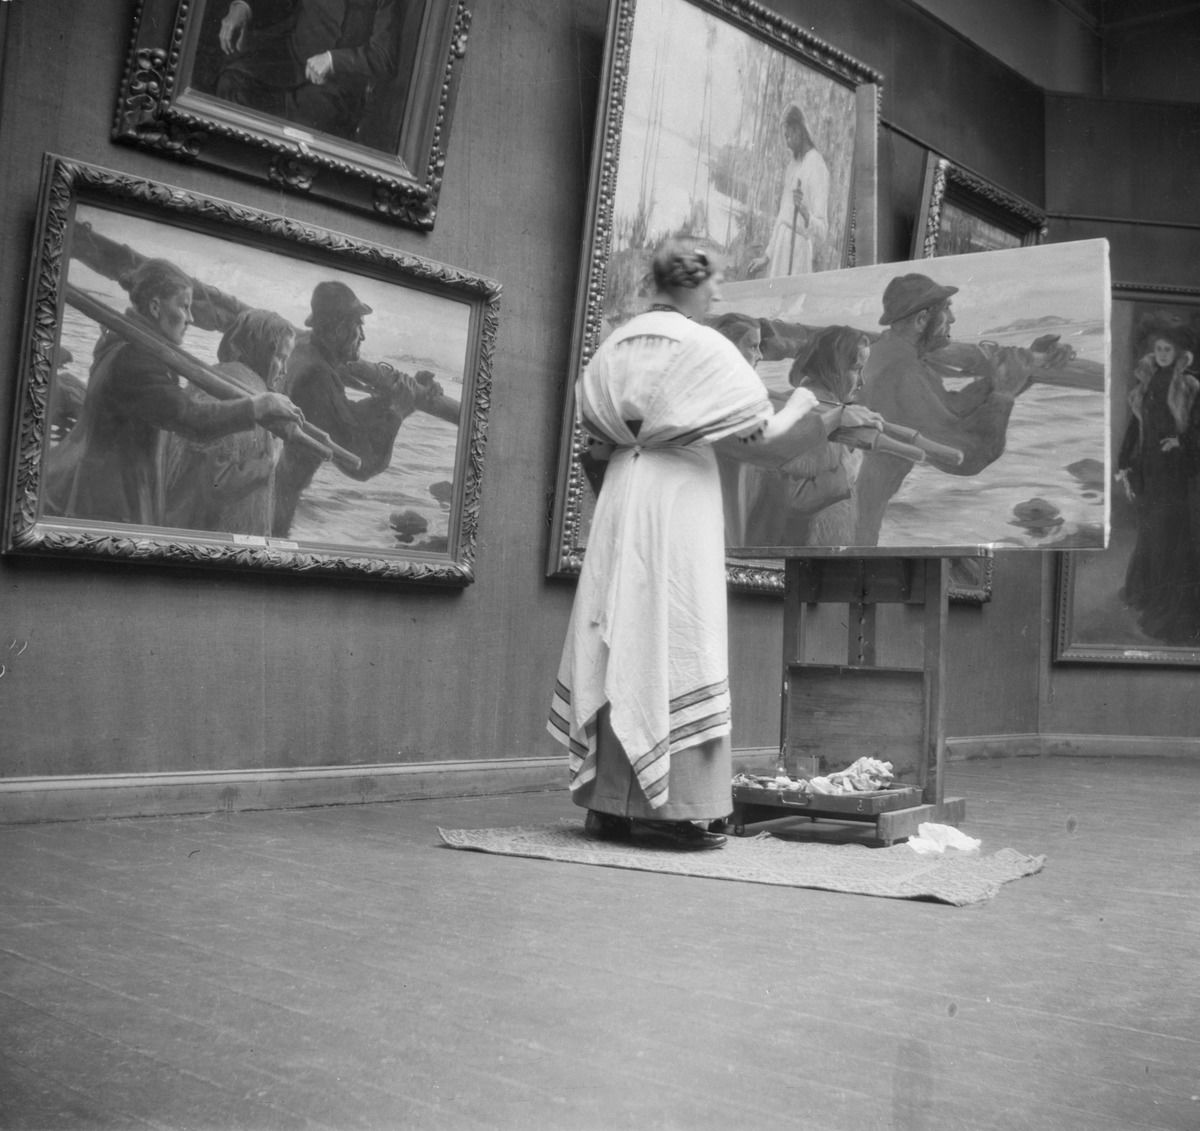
left=715, top=389, right=881, bottom=467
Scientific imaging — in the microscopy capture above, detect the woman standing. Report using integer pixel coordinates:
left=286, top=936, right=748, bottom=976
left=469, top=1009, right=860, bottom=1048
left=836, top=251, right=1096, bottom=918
left=1116, top=325, right=1200, bottom=643
left=548, top=241, right=879, bottom=849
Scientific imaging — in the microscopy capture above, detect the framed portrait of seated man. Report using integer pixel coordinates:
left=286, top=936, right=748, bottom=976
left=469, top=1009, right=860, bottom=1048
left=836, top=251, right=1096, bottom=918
left=114, top=0, right=472, bottom=228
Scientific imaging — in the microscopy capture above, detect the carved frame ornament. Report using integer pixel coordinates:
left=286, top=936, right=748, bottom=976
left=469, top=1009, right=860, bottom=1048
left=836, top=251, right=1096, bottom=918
left=913, top=155, right=1047, bottom=261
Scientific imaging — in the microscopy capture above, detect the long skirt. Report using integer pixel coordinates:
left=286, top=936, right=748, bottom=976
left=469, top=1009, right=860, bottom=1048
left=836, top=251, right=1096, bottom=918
left=570, top=706, right=732, bottom=822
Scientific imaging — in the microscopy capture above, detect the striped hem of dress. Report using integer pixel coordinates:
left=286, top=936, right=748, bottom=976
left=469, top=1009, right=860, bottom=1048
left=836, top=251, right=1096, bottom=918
left=548, top=678, right=731, bottom=809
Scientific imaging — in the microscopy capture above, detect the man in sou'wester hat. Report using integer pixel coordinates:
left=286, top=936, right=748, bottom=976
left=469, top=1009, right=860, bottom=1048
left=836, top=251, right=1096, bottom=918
left=853, top=271, right=1070, bottom=544
left=272, top=279, right=444, bottom=537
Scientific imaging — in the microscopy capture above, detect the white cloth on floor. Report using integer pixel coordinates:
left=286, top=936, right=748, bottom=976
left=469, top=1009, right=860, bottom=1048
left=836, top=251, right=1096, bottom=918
left=907, top=822, right=982, bottom=855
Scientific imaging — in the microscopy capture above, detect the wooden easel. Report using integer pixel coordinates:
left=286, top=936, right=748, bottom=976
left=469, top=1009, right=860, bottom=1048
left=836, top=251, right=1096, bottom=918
left=728, top=555, right=966, bottom=844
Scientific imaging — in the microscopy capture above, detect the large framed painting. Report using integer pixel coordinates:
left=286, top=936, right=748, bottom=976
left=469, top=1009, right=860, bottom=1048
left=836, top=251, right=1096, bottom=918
left=913, top=156, right=1046, bottom=603
left=1055, top=283, right=1200, bottom=665
left=113, top=0, right=472, bottom=229
left=546, top=0, right=881, bottom=590
left=5, top=154, right=499, bottom=586
left=713, top=239, right=1110, bottom=554
left=912, top=155, right=1047, bottom=260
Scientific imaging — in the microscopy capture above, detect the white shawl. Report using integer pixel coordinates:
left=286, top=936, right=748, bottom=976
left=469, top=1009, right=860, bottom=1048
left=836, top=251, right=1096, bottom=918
left=548, top=311, right=772, bottom=808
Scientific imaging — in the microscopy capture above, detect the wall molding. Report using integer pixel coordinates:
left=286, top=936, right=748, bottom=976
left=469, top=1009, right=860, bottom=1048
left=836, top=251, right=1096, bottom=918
left=3, top=738, right=1193, bottom=824
left=947, top=733, right=1200, bottom=760
left=1045, top=211, right=1200, bottom=233
left=0, top=747, right=781, bottom=825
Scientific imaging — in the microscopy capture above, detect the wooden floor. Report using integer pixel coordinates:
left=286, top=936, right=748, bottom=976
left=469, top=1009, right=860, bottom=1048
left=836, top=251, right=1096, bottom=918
left=1, top=756, right=1197, bottom=1131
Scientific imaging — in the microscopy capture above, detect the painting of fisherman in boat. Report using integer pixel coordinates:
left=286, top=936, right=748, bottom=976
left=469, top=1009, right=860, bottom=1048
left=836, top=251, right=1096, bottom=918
left=713, top=239, right=1111, bottom=552
left=8, top=157, right=498, bottom=585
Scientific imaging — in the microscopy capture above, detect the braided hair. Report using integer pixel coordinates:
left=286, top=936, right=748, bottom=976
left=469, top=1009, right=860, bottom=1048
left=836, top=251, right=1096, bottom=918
left=650, top=240, right=715, bottom=292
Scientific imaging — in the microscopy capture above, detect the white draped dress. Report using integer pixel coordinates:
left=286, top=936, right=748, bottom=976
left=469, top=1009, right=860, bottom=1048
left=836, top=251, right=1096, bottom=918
left=763, top=147, right=830, bottom=277
left=548, top=310, right=775, bottom=818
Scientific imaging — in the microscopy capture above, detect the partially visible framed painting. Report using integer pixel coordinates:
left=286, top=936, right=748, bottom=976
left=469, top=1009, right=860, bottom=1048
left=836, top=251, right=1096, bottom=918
left=5, top=155, right=499, bottom=586
left=947, top=551, right=993, bottom=605
left=546, top=0, right=881, bottom=589
left=912, top=155, right=1046, bottom=260
left=1055, top=283, right=1200, bottom=664
left=913, top=155, right=1047, bottom=602
left=113, top=0, right=472, bottom=229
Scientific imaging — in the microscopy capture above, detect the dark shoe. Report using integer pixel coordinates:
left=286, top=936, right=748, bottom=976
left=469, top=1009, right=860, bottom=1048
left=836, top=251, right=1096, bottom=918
left=632, top=819, right=726, bottom=851
left=584, top=810, right=632, bottom=841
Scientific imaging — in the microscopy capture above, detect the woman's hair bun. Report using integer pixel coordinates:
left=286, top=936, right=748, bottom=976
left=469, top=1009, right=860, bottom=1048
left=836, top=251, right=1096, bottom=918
left=650, top=240, right=714, bottom=291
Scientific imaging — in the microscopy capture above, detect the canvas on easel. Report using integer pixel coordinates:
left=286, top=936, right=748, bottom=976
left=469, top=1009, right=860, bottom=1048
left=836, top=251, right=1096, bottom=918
left=716, top=238, right=1111, bottom=555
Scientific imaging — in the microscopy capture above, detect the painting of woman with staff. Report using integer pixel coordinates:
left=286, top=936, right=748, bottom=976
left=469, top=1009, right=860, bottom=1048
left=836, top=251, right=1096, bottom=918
left=747, top=101, right=830, bottom=279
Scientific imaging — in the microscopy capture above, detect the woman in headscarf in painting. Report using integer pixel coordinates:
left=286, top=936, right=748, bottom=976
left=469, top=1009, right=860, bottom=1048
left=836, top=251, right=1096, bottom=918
left=163, top=309, right=297, bottom=537
left=1115, top=321, right=1200, bottom=644
left=737, top=325, right=873, bottom=548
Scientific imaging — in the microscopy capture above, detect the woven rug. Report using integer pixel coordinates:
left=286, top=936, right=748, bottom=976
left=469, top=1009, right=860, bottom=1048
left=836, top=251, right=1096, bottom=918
left=437, top=821, right=1046, bottom=906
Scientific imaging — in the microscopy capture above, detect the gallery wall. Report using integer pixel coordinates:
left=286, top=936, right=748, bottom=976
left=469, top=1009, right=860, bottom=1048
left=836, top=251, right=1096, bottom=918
left=906, top=0, right=1102, bottom=94
left=1100, top=3, right=1200, bottom=104
left=0, top=0, right=601, bottom=781
left=1, top=0, right=1189, bottom=817
left=1039, top=91, right=1200, bottom=745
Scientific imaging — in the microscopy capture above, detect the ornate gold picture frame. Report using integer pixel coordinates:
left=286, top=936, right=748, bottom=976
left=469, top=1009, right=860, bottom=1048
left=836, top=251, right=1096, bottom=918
left=546, top=0, right=881, bottom=591
left=113, top=0, right=471, bottom=228
left=1056, top=283, right=1200, bottom=663
left=5, top=156, right=499, bottom=586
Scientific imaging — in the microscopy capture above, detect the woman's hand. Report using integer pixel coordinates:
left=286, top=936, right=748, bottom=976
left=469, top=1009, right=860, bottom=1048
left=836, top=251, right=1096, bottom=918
left=716, top=388, right=827, bottom=466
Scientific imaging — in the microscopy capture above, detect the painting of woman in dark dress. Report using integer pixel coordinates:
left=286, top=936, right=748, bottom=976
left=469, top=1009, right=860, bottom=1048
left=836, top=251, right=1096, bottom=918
left=1056, top=293, right=1200, bottom=664
left=1115, top=323, right=1200, bottom=644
